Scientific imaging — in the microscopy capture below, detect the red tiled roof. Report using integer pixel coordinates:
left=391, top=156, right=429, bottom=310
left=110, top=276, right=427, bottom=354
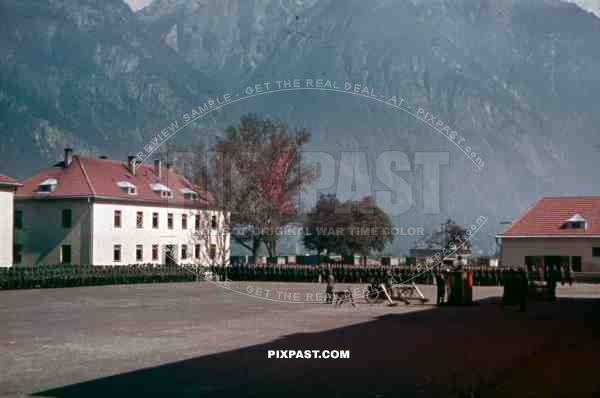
left=0, top=174, right=20, bottom=186
left=500, top=196, right=600, bottom=237
left=16, top=156, right=213, bottom=207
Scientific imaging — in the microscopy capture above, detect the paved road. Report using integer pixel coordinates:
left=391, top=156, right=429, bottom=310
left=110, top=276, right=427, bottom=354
left=1, top=282, right=599, bottom=397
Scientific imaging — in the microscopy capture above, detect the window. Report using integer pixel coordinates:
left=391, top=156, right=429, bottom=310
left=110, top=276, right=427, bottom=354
left=14, top=210, right=23, bottom=230
left=181, top=188, right=198, bottom=201
left=561, top=214, right=587, bottom=230
left=38, top=184, right=54, bottom=193
left=571, top=256, right=582, bottom=272
left=593, top=248, right=600, bottom=257
left=136, top=211, right=144, bottom=229
left=62, top=209, right=72, bottom=228
left=117, top=181, right=137, bottom=195
left=152, top=212, right=159, bottom=229
left=13, top=244, right=22, bottom=264
left=37, top=178, right=58, bottom=192
left=113, top=245, right=122, bottom=262
left=136, top=245, right=143, bottom=262
left=211, top=215, right=218, bottom=229
left=182, top=214, right=188, bottom=230
left=195, top=244, right=200, bottom=259
left=114, top=210, right=122, bottom=228
left=152, top=245, right=159, bottom=261
left=184, top=192, right=197, bottom=201
left=181, top=244, right=188, bottom=260
left=209, top=244, right=216, bottom=260
left=195, top=215, right=200, bottom=230
left=151, top=183, right=172, bottom=197
left=167, top=213, right=174, bottom=229
left=61, top=245, right=72, bottom=264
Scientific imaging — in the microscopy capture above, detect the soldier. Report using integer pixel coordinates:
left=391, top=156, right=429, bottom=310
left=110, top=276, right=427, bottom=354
left=519, top=269, right=528, bottom=311
left=547, top=265, right=557, bottom=301
left=434, top=269, right=446, bottom=305
left=567, top=264, right=574, bottom=286
left=325, top=272, right=335, bottom=304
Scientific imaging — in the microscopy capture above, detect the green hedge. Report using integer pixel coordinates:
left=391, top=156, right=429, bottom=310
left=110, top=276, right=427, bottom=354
left=0, top=264, right=205, bottom=290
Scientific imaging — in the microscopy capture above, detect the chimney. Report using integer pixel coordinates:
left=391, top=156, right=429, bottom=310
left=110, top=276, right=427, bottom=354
left=64, top=148, right=73, bottom=168
left=153, top=159, right=162, bottom=179
left=128, top=155, right=137, bottom=176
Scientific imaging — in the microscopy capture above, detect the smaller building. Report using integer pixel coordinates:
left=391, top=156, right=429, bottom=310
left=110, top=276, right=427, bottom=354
left=499, top=196, right=600, bottom=272
left=0, top=175, right=21, bottom=266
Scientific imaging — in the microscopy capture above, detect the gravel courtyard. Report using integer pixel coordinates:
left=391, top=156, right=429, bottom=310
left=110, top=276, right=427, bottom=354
left=1, top=282, right=599, bottom=397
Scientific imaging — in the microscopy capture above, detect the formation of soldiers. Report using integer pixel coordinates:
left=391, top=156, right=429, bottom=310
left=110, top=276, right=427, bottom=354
left=212, top=263, right=574, bottom=309
left=213, top=264, right=509, bottom=286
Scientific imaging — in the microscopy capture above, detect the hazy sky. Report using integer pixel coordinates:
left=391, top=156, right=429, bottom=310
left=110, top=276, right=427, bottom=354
left=124, top=0, right=600, bottom=17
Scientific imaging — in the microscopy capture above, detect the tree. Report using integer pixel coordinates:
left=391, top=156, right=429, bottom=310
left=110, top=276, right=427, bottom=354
left=442, top=219, right=472, bottom=255
left=303, top=194, right=394, bottom=261
left=208, top=114, right=314, bottom=258
left=346, top=196, right=394, bottom=264
left=302, top=194, right=353, bottom=256
left=415, top=218, right=472, bottom=255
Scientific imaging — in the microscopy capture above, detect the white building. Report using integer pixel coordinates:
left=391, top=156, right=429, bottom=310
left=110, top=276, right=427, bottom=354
left=498, top=196, right=600, bottom=272
left=15, top=149, right=229, bottom=266
left=0, top=175, right=21, bottom=266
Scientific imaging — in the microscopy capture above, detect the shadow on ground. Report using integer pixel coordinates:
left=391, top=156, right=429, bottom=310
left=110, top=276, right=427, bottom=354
left=34, top=297, right=600, bottom=398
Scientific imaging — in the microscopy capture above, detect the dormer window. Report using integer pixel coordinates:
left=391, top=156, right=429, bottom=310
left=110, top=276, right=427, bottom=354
left=38, top=178, right=58, bottom=192
left=561, top=214, right=587, bottom=230
left=180, top=188, right=198, bottom=201
left=151, top=183, right=173, bottom=199
left=117, top=181, right=137, bottom=195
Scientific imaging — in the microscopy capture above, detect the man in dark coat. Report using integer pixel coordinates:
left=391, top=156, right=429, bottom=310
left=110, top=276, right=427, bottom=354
left=434, top=270, right=446, bottom=305
left=519, top=269, right=528, bottom=311
left=325, top=272, right=335, bottom=304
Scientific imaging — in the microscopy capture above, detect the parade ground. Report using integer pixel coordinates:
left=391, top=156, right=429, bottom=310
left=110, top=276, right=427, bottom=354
left=1, top=282, right=599, bottom=397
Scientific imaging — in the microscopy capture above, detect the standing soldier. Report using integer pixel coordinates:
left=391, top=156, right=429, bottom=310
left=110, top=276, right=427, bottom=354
left=519, top=269, right=528, bottom=311
left=434, top=269, right=446, bottom=305
left=547, top=265, right=557, bottom=301
left=568, top=264, right=574, bottom=286
left=326, top=272, right=335, bottom=304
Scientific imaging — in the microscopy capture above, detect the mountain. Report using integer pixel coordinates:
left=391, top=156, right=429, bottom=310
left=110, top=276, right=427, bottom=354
left=136, top=0, right=600, bottom=254
left=0, top=0, right=218, bottom=177
left=2, top=0, right=600, bottom=254
left=565, top=0, right=600, bottom=17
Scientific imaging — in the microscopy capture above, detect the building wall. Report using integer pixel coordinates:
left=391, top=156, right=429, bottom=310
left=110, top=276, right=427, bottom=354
left=14, top=199, right=93, bottom=265
left=0, top=188, right=15, bottom=266
left=92, top=202, right=230, bottom=266
left=501, top=238, right=600, bottom=272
